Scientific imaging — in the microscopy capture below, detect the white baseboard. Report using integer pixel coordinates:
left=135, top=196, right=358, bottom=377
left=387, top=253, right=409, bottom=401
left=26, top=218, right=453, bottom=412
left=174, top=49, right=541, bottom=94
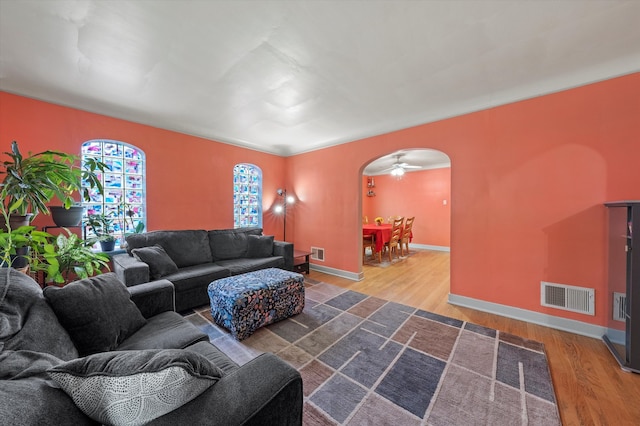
left=411, top=244, right=450, bottom=252
left=310, top=264, right=363, bottom=281
left=448, top=294, right=609, bottom=339
left=605, top=328, right=626, bottom=346
left=310, top=261, right=610, bottom=340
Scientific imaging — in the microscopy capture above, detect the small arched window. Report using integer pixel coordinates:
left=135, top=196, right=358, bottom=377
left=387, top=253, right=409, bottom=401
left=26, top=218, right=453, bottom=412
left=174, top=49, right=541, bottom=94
left=233, top=163, right=262, bottom=228
left=81, top=140, right=146, bottom=245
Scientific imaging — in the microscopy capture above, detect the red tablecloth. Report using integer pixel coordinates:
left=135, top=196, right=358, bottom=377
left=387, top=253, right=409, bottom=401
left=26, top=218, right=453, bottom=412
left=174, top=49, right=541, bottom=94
left=363, top=224, right=392, bottom=253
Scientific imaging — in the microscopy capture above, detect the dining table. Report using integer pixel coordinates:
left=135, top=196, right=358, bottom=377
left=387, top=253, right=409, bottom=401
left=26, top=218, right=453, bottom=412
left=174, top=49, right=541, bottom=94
left=363, top=223, right=392, bottom=262
left=363, top=223, right=413, bottom=262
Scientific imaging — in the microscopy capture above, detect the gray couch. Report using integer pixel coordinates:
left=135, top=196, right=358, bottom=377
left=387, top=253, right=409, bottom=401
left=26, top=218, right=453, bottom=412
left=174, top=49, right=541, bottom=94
left=112, top=227, right=294, bottom=311
left=0, top=269, right=303, bottom=425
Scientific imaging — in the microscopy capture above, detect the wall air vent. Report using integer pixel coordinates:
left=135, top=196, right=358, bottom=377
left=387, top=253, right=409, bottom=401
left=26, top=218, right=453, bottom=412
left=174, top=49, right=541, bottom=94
left=311, top=247, right=325, bottom=262
left=613, top=292, right=627, bottom=322
left=540, top=281, right=595, bottom=315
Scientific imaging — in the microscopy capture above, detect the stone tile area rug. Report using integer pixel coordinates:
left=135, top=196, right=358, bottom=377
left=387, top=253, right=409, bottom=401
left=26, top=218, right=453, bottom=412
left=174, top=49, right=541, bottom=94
left=185, top=279, right=561, bottom=425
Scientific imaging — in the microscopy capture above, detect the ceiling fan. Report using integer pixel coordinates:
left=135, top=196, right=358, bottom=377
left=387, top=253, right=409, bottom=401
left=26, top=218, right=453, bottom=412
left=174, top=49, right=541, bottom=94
left=382, top=154, right=421, bottom=176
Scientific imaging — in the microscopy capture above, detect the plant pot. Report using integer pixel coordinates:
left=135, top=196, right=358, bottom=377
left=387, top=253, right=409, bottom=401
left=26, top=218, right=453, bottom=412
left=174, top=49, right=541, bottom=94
left=0, top=246, right=30, bottom=269
left=51, top=206, right=84, bottom=227
left=99, top=240, right=116, bottom=252
left=0, top=213, right=33, bottom=232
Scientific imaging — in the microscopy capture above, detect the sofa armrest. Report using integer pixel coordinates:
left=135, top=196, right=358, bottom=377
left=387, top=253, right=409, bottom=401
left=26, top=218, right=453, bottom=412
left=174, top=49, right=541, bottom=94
left=273, top=240, right=294, bottom=271
left=112, top=253, right=150, bottom=286
left=150, top=353, right=302, bottom=425
left=127, top=279, right=175, bottom=318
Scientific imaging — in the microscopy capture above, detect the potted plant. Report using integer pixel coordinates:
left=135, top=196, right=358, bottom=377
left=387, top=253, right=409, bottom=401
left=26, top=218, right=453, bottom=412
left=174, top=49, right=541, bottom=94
left=86, top=213, right=117, bottom=252
left=46, top=229, right=110, bottom=284
left=0, top=190, right=58, bottom=276
left=116, top=201, right=145, bottom=248
left=1, top=141, right=107, bottom=226
left=1, top=141, right=107, bottom=282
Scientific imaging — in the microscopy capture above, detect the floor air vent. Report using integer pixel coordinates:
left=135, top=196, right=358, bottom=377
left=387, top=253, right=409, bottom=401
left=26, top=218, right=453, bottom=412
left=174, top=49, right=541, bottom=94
left=613, top=292, right=627, bottom=322
left=540, top=281, right=595, bottom=315
left=311, top=247, right=325, bottom=261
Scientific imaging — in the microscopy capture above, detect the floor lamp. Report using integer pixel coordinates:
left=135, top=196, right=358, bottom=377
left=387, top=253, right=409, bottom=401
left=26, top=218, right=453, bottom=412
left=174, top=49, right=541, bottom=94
left=275, top=188, right=295, bottom=241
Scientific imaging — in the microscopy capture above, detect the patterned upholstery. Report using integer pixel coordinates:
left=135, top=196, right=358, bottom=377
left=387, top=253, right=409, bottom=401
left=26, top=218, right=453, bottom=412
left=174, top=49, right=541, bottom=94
left=208, top=268, right=305, bottom=340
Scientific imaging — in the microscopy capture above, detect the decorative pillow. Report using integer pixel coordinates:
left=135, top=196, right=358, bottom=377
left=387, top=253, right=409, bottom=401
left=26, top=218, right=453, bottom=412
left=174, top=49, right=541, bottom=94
left=48, top=349, right=222, bottom=426
left=208, top=227, right=263, bottom=260
left=246, top=235, right=274, bottom=258
left=131, top=245, right=179, bottom=279
left=43, top=273, right=147, bottom=356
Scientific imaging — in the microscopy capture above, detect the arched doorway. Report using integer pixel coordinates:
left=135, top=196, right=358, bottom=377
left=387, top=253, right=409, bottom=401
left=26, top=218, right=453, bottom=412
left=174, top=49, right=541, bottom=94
left=360, top=149, right=452, bottom=291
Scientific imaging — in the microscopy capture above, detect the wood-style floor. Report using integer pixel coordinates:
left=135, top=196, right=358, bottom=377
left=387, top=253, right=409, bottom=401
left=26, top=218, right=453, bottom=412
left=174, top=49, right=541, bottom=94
left=310, top=250, right=640, bottom=425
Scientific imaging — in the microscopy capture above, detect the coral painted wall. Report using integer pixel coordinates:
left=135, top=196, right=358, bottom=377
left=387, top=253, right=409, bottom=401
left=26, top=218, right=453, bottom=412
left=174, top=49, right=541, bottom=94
left=0, top=92, right=286, bottom=236
left=362, top=167, right=451, bottom=248
left=2, top=72, right=639, bottom=329
left=288, top=73, right=640, bottom=327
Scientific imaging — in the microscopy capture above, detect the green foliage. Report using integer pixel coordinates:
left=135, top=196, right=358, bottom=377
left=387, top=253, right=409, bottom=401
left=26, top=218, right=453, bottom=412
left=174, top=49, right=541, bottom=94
left=47, top=230, right=110, bottom=284
left=1, top=141, right=110, bottom=283
left=0, top=183, right=58, bottom=275
left=117, top=201, right=145, bottom=241
left=1, top=141, right=108, bottom=218
left=86, top=213, right=116, bottom=242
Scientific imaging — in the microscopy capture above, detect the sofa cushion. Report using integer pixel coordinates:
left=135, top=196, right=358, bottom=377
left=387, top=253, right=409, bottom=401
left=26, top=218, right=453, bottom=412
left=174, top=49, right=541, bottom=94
left=246, top=235, right=274, bottom=258
left=48, top=349, right=222, bottom=426
left=131, top=244, right=179, bottom=279
left=161, top=264, right=231, bottom=312
left=214, top=257, right=285, bottom=276
left=43, top=273, right=147, bottom=356
left=209, top=227, right=263, bottom=261
left=0, top=269, right=79, bottom=361
left=127, top=230, right=213, bottom=268
left=185, top=341, right=239, bottom=375
left=117, top=311, right=208, bottom=351
left=0, top=350, right=92, bottom=426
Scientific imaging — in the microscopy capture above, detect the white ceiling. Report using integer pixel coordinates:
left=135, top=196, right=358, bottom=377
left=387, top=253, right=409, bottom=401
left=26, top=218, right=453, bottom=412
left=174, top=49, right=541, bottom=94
left=1, top=0, right=639, bottom=158
left=363, top=149, right=450, bottom=176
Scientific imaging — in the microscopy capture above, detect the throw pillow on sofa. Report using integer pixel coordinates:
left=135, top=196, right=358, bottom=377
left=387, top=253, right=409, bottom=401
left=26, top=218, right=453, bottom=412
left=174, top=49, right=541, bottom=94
left=48, top=349, right=222, bottom=426
left=246, top=235, right=274, bottom=258
left=131, top=244, right=179, bottom=279
left=43, top=273, right=147, bottom=356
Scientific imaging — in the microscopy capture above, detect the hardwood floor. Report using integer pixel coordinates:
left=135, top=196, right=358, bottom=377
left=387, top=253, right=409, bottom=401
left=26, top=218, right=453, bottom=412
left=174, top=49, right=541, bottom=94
left=310, top=250, right=640, bottom=425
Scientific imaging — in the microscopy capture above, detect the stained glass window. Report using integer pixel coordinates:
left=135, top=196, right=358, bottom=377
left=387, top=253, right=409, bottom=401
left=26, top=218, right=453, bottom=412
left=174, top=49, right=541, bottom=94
left=81, top=140, right=146, bottom=246
left=233, top=164, right=262, bottom=228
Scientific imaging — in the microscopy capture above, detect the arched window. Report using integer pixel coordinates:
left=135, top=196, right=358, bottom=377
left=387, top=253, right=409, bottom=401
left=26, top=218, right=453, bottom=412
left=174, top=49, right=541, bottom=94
left=233, top=163, right=262, bottom=228
left=81, top=140, right=146, bottom=246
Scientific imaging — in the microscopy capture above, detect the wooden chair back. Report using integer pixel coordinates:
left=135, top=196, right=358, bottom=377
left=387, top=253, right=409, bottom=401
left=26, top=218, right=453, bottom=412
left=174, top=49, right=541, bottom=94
left=383, top=219, right=403, bottom=262
left=400, top=216, right=415, bottom=256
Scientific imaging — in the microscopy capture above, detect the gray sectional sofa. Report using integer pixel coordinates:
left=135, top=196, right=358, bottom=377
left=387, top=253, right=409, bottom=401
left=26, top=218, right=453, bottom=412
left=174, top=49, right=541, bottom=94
left=112, top=227, right=294, bottom=311
left=0, top=269, right=303, bottom=425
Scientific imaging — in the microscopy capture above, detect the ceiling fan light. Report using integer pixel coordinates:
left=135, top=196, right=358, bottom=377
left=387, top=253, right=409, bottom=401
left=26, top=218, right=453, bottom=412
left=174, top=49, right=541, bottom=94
left=391, top=167, right=404, bottom=176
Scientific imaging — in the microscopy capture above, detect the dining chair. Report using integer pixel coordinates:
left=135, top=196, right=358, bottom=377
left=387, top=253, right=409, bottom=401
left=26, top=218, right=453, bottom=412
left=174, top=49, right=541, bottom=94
left=384, top=224, right=403, bottom=262
left=363, top=234, right=375, bottom=263
left=382, top=217, right=403, bottom=261
left=392, top=217, right=404, bottom=227
left=400, top=216, right=415, bottom=256
left=362, top=215, right=369, bottom=224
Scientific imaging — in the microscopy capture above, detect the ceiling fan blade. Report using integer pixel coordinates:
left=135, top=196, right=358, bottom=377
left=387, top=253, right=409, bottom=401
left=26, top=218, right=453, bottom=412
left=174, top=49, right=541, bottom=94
left=403, top=164, right=421, bottom=169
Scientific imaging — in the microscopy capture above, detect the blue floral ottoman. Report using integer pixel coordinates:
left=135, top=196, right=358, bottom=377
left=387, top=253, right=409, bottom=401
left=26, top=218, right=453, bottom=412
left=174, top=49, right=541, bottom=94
left=207, top=268, right=305, bottom=340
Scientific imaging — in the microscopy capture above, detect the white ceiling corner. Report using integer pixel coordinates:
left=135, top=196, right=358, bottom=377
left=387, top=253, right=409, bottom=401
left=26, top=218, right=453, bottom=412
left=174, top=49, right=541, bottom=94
left=0, top=0, right=638, bottom=162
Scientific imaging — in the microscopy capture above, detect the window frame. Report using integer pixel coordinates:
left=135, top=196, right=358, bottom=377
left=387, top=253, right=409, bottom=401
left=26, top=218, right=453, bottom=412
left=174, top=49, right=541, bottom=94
left=233, top=163, right=263, bottom=228
left=81, top=139, right=147, bottom=245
